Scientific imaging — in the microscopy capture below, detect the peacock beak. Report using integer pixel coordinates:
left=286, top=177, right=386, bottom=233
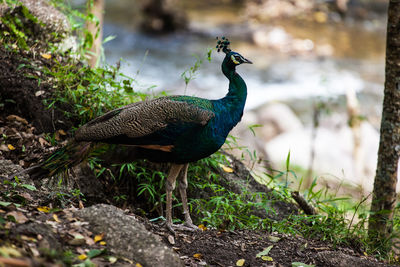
left=242, top=57, right=252, bottom=64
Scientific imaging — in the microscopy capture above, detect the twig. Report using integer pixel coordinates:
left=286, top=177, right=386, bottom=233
left=291, top=191, right=316, bottom=215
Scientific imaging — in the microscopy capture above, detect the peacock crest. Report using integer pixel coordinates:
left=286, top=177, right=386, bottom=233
left=216, top=36, right=231, bottom=54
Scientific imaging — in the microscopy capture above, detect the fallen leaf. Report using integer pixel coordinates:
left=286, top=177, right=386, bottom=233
left=7, top=144, right=15, bottom=151
left=261, top=256, right=273, bottom=261
left=53, top=214, right=61, bottom=223
left=99, top=241, right=106, bottom=246
left=108, top=256, right=117, bottom=264
left=94, top=233, right=104, bottom=243
left=236, top=259, right=245, bottom=266
left=0, top=246, right=22, bottom=257
left=78, top=254, right=87, bottom=260
left=167, top=235, right=175, bottom=245
left=68, top=234, right=86, bottom=246
left=256, top=245, right=273, bottom=258
left=87, top=249, right=103, bottom=259
left=198, top=224, right=207, bottom=231
left=313, top=11, right=327, bottom=23
left=6, top=115, right=28, bottom=125
left=35, top=90, right=45, bottom=97
left=193, top=253, right=202, bottom=259
left=85, top=236, right=95, bottom=246
left=135, top=263, right=143, bottom=267
left=58, top=129, right=67, bottom=135
left=219, top=164, right=234, bottom=173
left=0, top=201, right=12, bottom=207
left=267, top=236, right=281, bottom=242
left=6, top=211, right=28, bottom=224
left=38, top=137, right=49, bottom=147
left=292, top=262, right=315, bottom=267
left=37, top=206, right=50, bottom=213
left=41, top=53, right=51, bottom=59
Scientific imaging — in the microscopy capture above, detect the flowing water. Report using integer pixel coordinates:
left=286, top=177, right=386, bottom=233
left=102, top=1, right=385, bottom=125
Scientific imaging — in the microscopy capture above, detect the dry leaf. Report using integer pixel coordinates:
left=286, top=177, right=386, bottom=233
left=261, top=256, right=273, bottom=261
left=313, top=11, right=327, bottom=23
left=6, top=115, right=28, bottom=124
left=35, top=90, right=45, bottom=97
left=94, top=233, right=104, bottom=243
left=6, top=211, right=28, bottom=223
left=167, top=235, right=175, bottom=245
left=198, top=224, right=207, bottom=231
left=236, top=259, right=245, bottom=266
left=7, top=144, right=15, bottom=151
left=108, top=256, right=117, bottom=264
left=37, top=206, right=50, bottom=213
left=68, top=234, right=86, bottom=246
left=0, top=246, right=22, bottom=257
left=78, top=254, right=87, bottom=260
left=41, top=53, right=51, bottom=59
left=38, top=137, right=49, bottom=147
left=53, top=214, right=61, bottom=223
left=219, top=164, right=234, bottom=173
left=267, top=236, right=281, bottom=242
left=20, top=235, right=36, bottom=242
left=193, top=253, right=203, bottom=259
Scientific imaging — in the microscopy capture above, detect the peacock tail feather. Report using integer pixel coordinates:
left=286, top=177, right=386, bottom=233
left=27, top=141, right=92, bottom=179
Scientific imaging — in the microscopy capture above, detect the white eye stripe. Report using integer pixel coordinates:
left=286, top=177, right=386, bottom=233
left=231, top=55, right=240, bottom=64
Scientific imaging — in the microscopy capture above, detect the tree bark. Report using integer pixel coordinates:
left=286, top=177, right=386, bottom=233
left=368, top=0, right=400, bottom=249
left=86, top=0, right=104, bottom=68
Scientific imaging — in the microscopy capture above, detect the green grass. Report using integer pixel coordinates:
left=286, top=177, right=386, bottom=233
left=1, top=1, right=400, bottom=264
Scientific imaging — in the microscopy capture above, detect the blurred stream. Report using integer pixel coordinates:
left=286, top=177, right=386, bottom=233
left=102, top=1, right=385, bottom=127
left=99, top=1, right=391, bottom=192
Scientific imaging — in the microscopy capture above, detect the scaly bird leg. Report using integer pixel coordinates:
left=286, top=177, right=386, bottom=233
left=165, top=163, right=183, bottom=233
left=165, top=163, right=198, bottom=233
left=178, top=163, right=198, bottom=230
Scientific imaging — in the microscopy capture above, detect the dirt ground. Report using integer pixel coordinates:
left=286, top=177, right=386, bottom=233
left=0, top=45, right=397, bottom=266
left=0, top=174, right=394, bottom=266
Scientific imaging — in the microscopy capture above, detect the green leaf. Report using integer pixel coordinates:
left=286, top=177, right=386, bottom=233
left=256, top=245, right=273, bottom=258
left=87, top=249, right=104, bottom=259
left=102, top=35, right=116, bottom=44
left=20, top=184, right=36, bottom=191
left=0, top=201, right=12, bottom=207
left=292, top=262, right=315, bottom=267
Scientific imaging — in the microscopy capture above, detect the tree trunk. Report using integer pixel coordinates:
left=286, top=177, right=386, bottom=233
left=368, top=0, right=400, bottom=250
left=86, top=0, right=104, bottom=68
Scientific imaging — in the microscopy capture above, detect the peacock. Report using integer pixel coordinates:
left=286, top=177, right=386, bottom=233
left=9, top=37, right=252, bottom=232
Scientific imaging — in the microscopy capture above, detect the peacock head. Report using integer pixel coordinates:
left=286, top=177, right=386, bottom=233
left=216, top=37, right=252, bottom=68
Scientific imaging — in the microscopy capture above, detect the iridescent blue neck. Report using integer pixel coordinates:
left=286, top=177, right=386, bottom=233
left=212, top=57, right=247, bottom=128
left=220, top=60, right=247, bottom=112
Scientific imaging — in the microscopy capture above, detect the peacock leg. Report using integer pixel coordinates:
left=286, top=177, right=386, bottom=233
left=178, top=163, right=198, bottom=230
left=165, top=163, right=183, bottom=233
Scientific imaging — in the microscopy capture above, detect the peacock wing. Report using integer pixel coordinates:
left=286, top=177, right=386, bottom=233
left=74, top=96, right=215, bottom=142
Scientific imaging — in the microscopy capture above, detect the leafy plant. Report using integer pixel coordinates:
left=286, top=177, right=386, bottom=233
left=181, top=49, right=212, bottom=95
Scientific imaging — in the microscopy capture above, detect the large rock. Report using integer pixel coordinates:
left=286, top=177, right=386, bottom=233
left=257, top=102, right=303, bottom=141
left=0, top=0, right=69, bottom=33
left=74, top=204, right=184, bottom=267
